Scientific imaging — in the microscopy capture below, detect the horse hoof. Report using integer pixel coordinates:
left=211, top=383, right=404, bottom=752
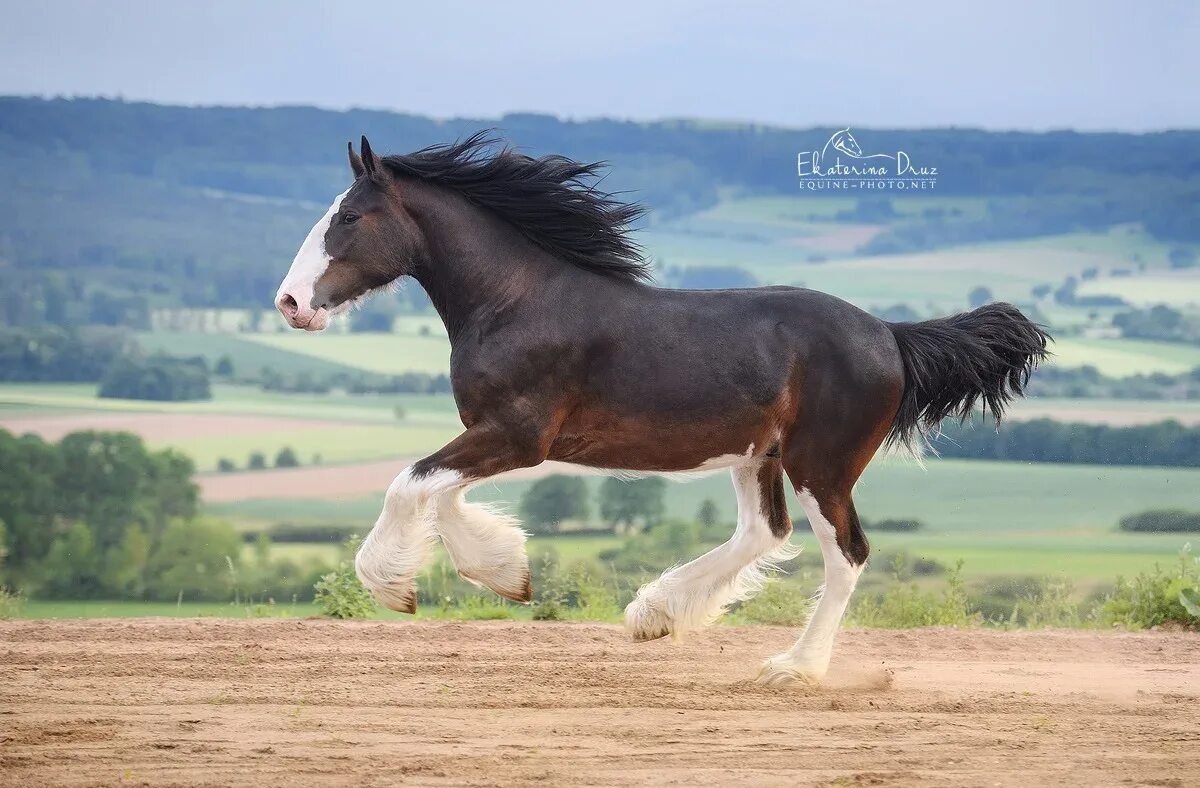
left=493, top=571, right=533, bottom=604
left=375, top=582, right=418, bottom=614
left=624, top=596, right=673, bottom=642
left=755, top=656, right=821, bottom=687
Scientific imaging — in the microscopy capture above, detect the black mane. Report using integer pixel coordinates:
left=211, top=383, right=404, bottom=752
left=382, top=132, right=649, bottom=282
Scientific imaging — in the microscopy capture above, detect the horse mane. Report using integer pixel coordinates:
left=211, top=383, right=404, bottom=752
left=382, top=132, right=650, bottom=282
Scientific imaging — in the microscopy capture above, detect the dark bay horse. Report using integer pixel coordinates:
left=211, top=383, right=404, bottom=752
left=275, top=134, right=1048, bottom=685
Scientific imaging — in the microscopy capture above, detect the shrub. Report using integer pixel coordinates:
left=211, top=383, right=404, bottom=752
left=973, top=576, right=1080, bottom=627
left=0, top=585, right=24, bottom=619
left=730, top=579, right=811, bottom=626
left=274, top=447, right=300, bottom=468
left=314, top=562, right=376, bottom=619
left=850, top=559, right=977, bottom=628
left=1098, top=546, right=1200, bottom=629
left=433, top=594, right=514, bottom=620
left=865, top=518, right=924, bottom=532
left=532, top=555, right=622, bottom=622
left=1119, top=510, right=1200, bottom=533
left=217, top=458, right=236, bottom=472
left=247, top=452, right=266, bottom=470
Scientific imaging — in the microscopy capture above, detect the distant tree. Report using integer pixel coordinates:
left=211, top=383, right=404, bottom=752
left=216, top=458, right=236, bottom=473
left=248, top=452, right=267, bottom=471
left=677, top=266, right=757, bottom=290
left=274, top=447, right=300, bottom=468
left=1168, top=247, right=1197, bottom=269
left=1119, top=510, right=1200, bottom=532
left=214, top=354, right=235, bottom=377
left=968, top=286, right=994, bottom=308
left=37, top=521, right=101, bottom=598
left=519, top=475, right=590, bottom=534
left=872, top=303, right=920, bottom=323
left=1031, top=283, right=1052, bottom=299
left=351, top=310, right=394, bottom=333
left=696, top=498, right=720, bottom=529
left=102, top=525, right=150, bottom=597
left=146, top=518, right=242, bottom=601
left=835, top=198, right=897, bottom=223
left=599, top=477, right=667, bottom=531
left=393, top=405, right=407, bottom=421
left=99, top=354, right=211, bottom=402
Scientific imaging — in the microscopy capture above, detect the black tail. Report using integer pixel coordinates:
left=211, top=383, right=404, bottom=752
left=886, top=302, right=1050, bottom=450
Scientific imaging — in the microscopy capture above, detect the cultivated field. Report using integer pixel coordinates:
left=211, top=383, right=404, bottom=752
left=1, top=620, right=1196, bottom=786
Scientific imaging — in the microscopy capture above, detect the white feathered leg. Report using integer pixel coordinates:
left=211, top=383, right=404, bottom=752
left=757, top=488, right=865, bottom=686
left=435, top=487, right=532, bottom=603
left=355, top=467, right=461, bottom=612
left=625, top=461, right=799, bottom=641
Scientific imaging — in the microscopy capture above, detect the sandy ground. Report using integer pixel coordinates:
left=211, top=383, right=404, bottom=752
left=0, top=412, right=351, bottom=444
left=1, top=621, right=1196, bottom=787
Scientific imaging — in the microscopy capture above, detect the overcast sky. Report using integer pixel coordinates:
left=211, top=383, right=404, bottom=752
left=1, top=0, right=1196, bottom=131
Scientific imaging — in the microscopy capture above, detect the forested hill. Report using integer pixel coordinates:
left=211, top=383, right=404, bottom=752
left=0, top=96, right=1198, bottom=318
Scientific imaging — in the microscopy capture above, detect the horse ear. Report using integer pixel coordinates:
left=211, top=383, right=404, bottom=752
left=360, top=135, right=378, bottom=175
left=348, top=141, right=365, bottom=178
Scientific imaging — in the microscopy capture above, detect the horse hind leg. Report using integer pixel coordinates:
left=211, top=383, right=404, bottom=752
left=757, top=484, right=868, bottom=686
left=624, top=458, right=799, bottom=641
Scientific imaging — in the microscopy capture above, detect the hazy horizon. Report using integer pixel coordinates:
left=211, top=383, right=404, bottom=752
left=1, top=0, right=1197, bottom=133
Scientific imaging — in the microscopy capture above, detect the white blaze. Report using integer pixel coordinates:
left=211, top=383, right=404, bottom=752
left=275, top=189, right=348, bottom=326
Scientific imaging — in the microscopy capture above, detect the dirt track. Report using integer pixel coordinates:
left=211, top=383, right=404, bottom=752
left=1, top=621, right=1197, bottom=787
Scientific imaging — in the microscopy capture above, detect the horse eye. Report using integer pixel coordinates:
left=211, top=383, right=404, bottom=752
left=342, top=212, right=360, bottom=225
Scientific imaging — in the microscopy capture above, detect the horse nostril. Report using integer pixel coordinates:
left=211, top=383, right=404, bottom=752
left=278, top=293, right=299, bottom=318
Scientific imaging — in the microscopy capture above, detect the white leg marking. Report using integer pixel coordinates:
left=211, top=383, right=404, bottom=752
left=436, top=488, right=531, bottom=602
left=625, top=461, right=800, bottom=641
left=757, top=487, right=864, bottom=686
left=355, top=467, right=461, bottom=612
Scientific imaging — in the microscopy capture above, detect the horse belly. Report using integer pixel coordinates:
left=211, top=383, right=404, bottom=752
left=547, top=409, right=784, bottom=473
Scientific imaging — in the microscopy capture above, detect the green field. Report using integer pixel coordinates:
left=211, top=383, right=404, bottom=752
left=208, top=457, right=1200, bottom=584
left=1048, top=336, right=1200, bottom=375
left=241, top=331, right=452, bottom=375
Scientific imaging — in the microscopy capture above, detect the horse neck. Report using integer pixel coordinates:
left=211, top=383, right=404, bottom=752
left=400, top=180, right=566, bottom=342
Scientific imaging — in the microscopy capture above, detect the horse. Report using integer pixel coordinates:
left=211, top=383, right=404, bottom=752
left=274, top=133, right=1048, bottom=686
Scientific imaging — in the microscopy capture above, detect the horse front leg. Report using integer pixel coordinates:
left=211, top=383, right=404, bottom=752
left=355, top=424, right=545, bottom=611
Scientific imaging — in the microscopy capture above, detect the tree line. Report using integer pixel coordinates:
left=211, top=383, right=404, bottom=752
left=0, top=429, right=328, bottom=602
left=2, top=96, right=1198, bottom=321
left=933, top=418, right=1200, bottom=468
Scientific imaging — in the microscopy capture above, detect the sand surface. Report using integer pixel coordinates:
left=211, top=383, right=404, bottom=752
left=2, top=620, right=1197, bottom=786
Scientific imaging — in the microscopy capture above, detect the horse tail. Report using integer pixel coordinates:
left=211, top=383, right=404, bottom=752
left=885, top=302, right=1050, bottom=451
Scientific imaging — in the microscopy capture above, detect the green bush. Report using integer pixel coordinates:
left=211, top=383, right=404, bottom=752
left=531, top=553, right=623, bottom=622
left=850, top=559, right=977, bottom=628
left=313, top=562, right=377, bottom=619
left=1098, top=546, right=1200, bottom=629
left=1118, top=510, right=1200, bottom=533
left=730, top=579, right=811, bottom=626
left=865, top=518, right=924, bottom=532
left=973, top=576, right=1080, bottom=628
left=0, top=585, right=24, bottom=619
left=146, top=518, right=242, bottom=601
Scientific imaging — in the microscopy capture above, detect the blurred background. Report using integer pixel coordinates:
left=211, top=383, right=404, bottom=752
left=0, top=0, right=1197, bottom=625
